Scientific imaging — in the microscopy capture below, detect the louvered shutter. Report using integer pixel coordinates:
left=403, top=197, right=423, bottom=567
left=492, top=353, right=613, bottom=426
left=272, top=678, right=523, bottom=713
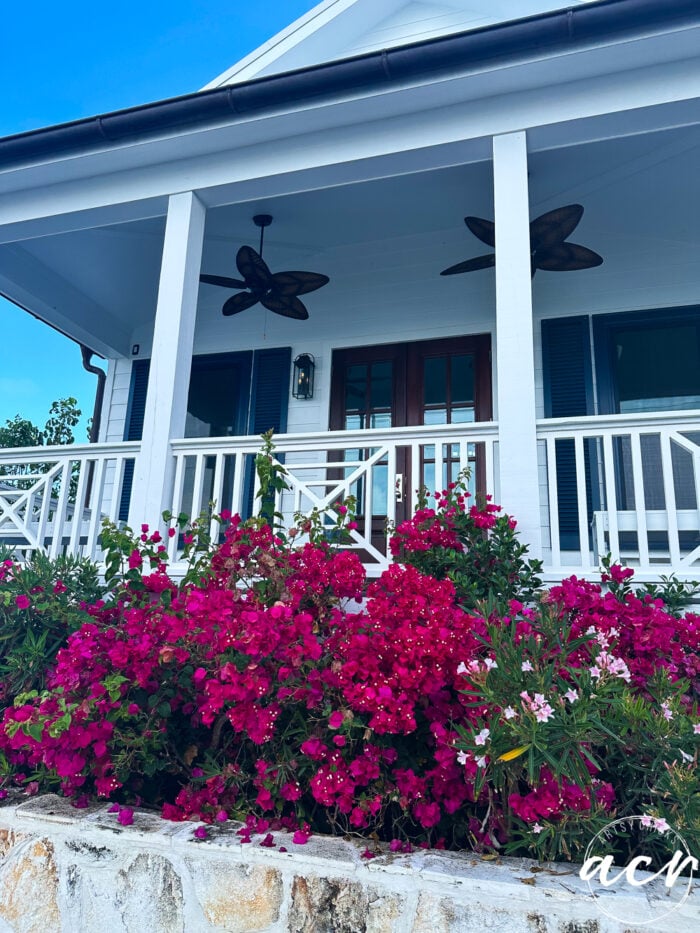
left=541, top=318, right=594, bottom=550
left=119, top=359, right=150, bottom=521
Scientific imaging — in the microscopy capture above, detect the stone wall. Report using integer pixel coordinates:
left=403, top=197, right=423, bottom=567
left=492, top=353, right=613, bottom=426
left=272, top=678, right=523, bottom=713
left=0, top=796, right=696, bottom=932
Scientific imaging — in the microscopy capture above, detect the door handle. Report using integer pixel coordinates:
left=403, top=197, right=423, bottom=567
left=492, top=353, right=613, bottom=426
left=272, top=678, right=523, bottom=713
left=394, top=473, right=404, bottom=503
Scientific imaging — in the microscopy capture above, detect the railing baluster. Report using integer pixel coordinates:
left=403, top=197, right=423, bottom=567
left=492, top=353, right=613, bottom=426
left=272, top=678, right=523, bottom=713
left=660, top=431, right=681, bottom=566
left=209, top=452, right=225, bottom=543
left=86, top=458, right=107, bottom=559
left=546, top=436, right=561, bottom=570
left=574, top=435, right=591, bottom=570
left=601, top=434, right=620, bottom=564
left=69, top=457, right=89, bottom=555
left=629, top=431, right=649, bottom=569
left=48, top=461, right=72, bottom=559
left=230, top=452, right=246, bottom=518
left=191, top=454, right=206, bottom=520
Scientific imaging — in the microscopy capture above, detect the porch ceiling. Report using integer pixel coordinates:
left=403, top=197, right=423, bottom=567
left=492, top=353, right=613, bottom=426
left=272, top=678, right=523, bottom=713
left=2, top=119, right=700, bottom=356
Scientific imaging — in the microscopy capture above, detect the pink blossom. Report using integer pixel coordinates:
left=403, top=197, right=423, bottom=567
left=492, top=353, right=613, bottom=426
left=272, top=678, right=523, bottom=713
left=474, top=728, right=490, bottom=746
left=15, top=595, right=30, bottom=610
left=117, top=808, right=134, bottom=826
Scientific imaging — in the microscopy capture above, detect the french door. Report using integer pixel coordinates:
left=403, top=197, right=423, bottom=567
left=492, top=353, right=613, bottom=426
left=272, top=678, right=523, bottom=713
left=329, top=335, right=491, bottom=539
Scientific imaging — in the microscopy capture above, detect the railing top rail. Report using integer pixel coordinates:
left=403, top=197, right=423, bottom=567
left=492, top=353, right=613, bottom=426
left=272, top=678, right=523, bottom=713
left=536, top=410, right=700, bottom=434
left=171, top=421, right=499, bottom=454
left=0, top=440, right=141, bottom=462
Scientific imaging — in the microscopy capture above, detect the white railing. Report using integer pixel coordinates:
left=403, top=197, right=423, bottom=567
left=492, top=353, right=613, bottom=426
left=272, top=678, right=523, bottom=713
left=538, top=411, right=700, bottom=577
left=169, top=423, right=499, bottom=573
left=0, top=442, right=139, bottom=560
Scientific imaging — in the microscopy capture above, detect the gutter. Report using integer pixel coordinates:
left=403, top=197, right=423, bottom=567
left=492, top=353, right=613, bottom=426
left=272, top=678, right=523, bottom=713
left=1, top=0, right=698, bottom=170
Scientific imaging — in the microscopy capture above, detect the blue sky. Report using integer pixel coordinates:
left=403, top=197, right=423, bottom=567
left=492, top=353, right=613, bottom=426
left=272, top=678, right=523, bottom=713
left=0, top=0, right=318, bottom=438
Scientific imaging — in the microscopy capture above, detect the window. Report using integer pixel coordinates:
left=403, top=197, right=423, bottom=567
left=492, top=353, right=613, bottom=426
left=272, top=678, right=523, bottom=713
left=594, top=307, right=700, bottom=415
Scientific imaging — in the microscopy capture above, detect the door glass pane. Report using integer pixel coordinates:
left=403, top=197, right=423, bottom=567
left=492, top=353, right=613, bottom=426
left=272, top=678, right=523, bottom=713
left=424, top=357, right=447, bottom=405
left=345, top=365, right=367, bottom=413
left=424, top=408, right=448, bottom=425
left=451, top=355, right=474, bottom=405
left=371, top=362, right=392, bottom=410
left=422, top=352, right=476, bottom=424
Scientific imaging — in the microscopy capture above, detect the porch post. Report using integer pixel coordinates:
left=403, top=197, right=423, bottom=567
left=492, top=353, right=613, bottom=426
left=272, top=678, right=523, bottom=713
left=128, top=191, right=205, bottom=528
left=492, top=132, right=542, bottom=557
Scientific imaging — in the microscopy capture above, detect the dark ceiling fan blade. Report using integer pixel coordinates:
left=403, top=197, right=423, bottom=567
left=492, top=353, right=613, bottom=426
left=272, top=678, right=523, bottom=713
left=271, top=271, right=330, bottom=296
left=530, top=204, right=583, bottom=250
left=535, top=242, right=604, bottom=272
left=440, top=254, right=495, bottom=276
left=261, top=292, right=309, bottom=320
left=222, top=291, right=259, bottom=316
left=464, top=216, right=496, bottom=247
left=200, top=273, right=247, bottom=289
left=236, top=245, right=272, bottom=291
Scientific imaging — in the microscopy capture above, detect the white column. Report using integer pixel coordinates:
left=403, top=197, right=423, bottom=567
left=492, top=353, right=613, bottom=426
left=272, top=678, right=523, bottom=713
left=128, top=191, right=205, bottom=528
left=492, top=132, right=542, bottom=557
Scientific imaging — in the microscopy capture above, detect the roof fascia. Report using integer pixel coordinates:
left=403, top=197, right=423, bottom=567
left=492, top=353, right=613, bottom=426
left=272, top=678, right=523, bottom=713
left=2, top=0, right=700, bottom=176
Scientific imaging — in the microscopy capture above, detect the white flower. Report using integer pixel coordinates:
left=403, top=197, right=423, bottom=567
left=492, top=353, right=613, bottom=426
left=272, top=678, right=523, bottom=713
left=564, top=689, right=579, bottom=703
left=474, top=728, right=490, bottom=746
left=456, top=750, right=468, bottom=765
left=653, top=817, right=670, bottom=834
left=484, top=658, right=498, bottom=671
left=475, top=755, right=488, bottom=768
left=589, top=665, right=601, bottom=679
left=661, top=701, right=673, bottom=721
left=694, top=723, right=700, bottom=735
left=534, top=704, right=555, bottom=723
left=521, top=660, right=534, bottom=672
left=532, top=823, right=544, bottom=834
left=640, top=815, right=653, bottom=828
left=680, top=751, right=693, bottom=763
left=504, top=706, right=517, bottom=720
left=456, top=662, right=468, bottom=675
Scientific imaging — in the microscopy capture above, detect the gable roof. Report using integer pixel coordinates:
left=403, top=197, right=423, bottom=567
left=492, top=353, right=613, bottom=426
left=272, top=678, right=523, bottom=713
left=203, top=0, right=603, bottom=88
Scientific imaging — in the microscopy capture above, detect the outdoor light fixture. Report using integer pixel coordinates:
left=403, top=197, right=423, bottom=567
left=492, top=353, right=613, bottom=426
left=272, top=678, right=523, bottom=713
left=292, top=353, right=315, bottom=399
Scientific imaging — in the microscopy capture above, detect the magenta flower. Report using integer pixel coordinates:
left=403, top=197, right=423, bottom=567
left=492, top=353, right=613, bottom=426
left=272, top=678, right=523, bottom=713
left=117, top=808, right=134, bottom=826
left=15, top=595, right=30, bottom=610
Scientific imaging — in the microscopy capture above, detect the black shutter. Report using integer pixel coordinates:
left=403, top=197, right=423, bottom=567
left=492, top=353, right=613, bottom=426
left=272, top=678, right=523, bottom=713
left=249, top=348, right=292, bottom=434
left=244, top=348, right=292, bottom=519
left=541, top=317, right=594, bottom=550
left=119, top=360, right=150, bottom=522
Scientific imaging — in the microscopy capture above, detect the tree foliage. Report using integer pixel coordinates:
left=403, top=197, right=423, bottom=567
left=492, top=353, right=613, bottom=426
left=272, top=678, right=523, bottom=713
left=0, top=397, right=81, bottom=449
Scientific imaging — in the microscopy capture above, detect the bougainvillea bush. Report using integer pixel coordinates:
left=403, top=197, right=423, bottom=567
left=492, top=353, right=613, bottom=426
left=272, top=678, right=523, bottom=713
left=0, top=466, right=698, bottom=863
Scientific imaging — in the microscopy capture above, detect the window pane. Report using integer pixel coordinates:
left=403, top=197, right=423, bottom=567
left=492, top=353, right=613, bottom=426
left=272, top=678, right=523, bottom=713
left=424, top=357, right=447, bottom=405
left=615, top=325, right=700, bottom=412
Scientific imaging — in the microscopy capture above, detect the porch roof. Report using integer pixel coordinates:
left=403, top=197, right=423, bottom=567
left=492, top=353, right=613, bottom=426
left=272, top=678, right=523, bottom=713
left=0, top=0, right=697, bottom=172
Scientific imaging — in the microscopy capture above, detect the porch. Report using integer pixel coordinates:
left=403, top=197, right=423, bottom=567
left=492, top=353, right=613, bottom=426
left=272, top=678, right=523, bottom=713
left=2, top=408, right=699, bottom=581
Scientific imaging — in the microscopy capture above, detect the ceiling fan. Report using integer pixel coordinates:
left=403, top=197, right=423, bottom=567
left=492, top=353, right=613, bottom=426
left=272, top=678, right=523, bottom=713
left=440, top=204, right=603, bottom=278
left=200, top=214, right=330, bottom=320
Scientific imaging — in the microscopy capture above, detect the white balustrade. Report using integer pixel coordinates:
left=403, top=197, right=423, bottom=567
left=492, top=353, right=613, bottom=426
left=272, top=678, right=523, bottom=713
left=537, top=411, right=700, bottom=578
left=0, top=442, right=139, bottom=560
left=169, top=423, right=499, bottom=573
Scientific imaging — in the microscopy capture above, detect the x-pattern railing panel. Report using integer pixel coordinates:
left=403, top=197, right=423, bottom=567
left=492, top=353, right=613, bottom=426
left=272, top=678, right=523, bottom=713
left=0, top=442, right=139, bottom=560
left=170, top=423, right=499, bottom=571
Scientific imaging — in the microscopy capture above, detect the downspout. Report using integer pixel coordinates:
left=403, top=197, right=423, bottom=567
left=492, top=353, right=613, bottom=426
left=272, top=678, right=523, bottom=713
left=80, top=346, right=106, bottom=508
left=80, top=345, right=106, bottom=444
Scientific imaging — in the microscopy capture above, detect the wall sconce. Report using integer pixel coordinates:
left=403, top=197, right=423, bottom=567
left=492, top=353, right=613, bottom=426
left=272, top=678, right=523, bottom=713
left=292, top=353, right=315, bottom=399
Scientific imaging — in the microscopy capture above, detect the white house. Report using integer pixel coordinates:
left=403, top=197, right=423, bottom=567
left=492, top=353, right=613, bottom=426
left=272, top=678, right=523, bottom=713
left=1, top=0, right=700, bottom=581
